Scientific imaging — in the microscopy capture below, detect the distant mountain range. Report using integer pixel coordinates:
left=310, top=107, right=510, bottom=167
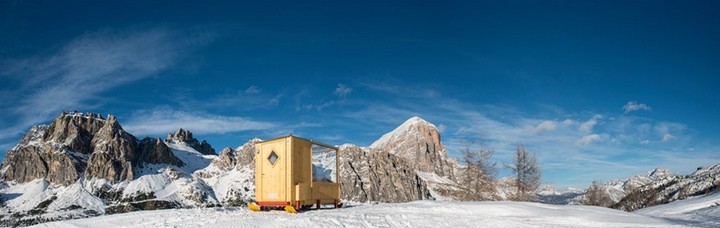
left=1, top=111, right=718, bottom=226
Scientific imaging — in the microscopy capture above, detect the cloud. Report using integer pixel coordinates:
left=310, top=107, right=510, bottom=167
left=0, top=27, right=210, bottom=141
left=623, top=101, right=652, bottom=113
left=579, top=114, right=602, bottom=133
left=244, top=86, right=261, bottom=94
left=437, top=123, right=447, bottom=133
left=533, top=120, right=557, bottom=133
left=334, top=84, right=352, bottom=99
left=662, top=133, right=675, bottom=142
left=123, top=108, right=276, bottom=136
left=640, top=139, right=650, bottom=144
left=577, top=134, right=601, bottom=145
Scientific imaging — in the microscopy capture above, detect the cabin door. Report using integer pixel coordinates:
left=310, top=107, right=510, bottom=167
left=260, top=139, right=287, bottom=202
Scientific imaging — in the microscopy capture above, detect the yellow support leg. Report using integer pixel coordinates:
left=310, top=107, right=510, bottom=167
left=248, top=203, right=261, bottom=212
left=284, top=205, right=298, bottom=213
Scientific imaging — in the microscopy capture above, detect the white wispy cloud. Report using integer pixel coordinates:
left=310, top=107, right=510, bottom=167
left=577, top=134, right=602, bottom=145
left=662, top=133, right=675, bottom=142
left=0, top=27, right=211, bottom=141
left=334, top=83, right=352, bottom=99
left=123, top=108, right=276, bottom=136
left=623, top=101, right=652, bottom=113
left=244, top=85, right=261, bottom=94
left=579, top=114, right=602, bottom=133
left=533, top=120, right=557, bottom=133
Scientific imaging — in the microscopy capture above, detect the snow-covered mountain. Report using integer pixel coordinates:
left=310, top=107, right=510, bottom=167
left=567, top=165, right=720, bottom=212
left=536, top=185, right=584, bottom=205
left=569, top=168, right=675, bottom=207
left=0, top=112, right=222, bottom=226
left=370, top=116, right=455, bottom=178
left=613, top=165, right=720, bottom=211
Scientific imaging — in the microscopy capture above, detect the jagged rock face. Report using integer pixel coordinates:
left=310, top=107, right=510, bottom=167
left=338, top=144, right=432, bottom=203
left=234, top=140, right=257, bottom=170
left=137, top=138, right=184, bottom=167
left=0, top=140, right=80, bottom=186
left=43, top=112, right=106, bottom=154
left=207, top=140, right=257, bottom=172
left=370, top=117, right=454, bottom=179
left=166, top=128, right=216, bottom=155
left=210, top=148, right=237, bottom=171
left=0, top=112, right=102, bottom=186
left=85, top=115, right=137, bottom=183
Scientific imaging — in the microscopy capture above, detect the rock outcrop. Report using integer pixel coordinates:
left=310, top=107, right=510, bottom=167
left=370, top=117, right=455, bottom=179
left=166, top=128, right=216, bottom=155
left=85, top=115, right=137, bottom=183
left=137, top=138, right=184, bottom=167
left=339, top=144, right=432, bottom=202
left=1, top=112, right=109, bottom=186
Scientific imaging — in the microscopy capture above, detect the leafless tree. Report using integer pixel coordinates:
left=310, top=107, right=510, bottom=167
left=584, top=180, right=612, bottom=207
left=458, top=140, right=498, bottom=200
left=506, top=145, right=541, bottom=201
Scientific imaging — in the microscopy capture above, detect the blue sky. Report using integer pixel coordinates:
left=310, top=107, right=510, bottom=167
left=1, top=1, right=719, bottom=188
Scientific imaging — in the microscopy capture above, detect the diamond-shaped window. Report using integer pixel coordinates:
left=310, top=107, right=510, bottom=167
left=268, top=151, right=279, bottom=165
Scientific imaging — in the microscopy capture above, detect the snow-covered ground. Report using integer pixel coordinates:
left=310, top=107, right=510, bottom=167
left=635, top=192, right=720, bottom=227
left=35, top=200, right=690, bottom=228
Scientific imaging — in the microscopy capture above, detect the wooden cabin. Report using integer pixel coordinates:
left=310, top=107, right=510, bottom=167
left=254, top=135, right=340, bottom=211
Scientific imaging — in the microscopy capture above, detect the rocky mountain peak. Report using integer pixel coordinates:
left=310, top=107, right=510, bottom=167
left=44, top=112, right=107, bottom=154
left=166, top=128, right=216, bottom=155
left=85, top=113, right=137, bottom=183
left=648, top=168, right=672, bottom=178
left=369, top=116, right=453, bottom=178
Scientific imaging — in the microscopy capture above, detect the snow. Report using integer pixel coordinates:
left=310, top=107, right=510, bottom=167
left=166, top=141, right=217, bottom=174
left=369, top=116, right=433, bottom=149
left=34, top=200, right=685, bottom=228
left=197, top=166, right=255, bottom=204
left=416, top=171, right=458, bottom=201
left=47, top=182, right=105, bottom=214
left=2, top=179, right=55, bottom=212
left=635, top=192, right=720, bottom=227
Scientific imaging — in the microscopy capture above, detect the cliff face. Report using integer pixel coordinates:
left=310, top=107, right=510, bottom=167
left=339, top=144, right=432, bottom=203
left=84, top=115, right=138, bottom=183
left=370, top=117, right=455, bottom=179
left=1, top=112, right=109, bottom=186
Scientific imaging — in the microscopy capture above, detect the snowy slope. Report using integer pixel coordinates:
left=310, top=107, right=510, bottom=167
left=166, top=141, right=217, bottom=174
left=636, top=192, right=720, bottom=227
left=118, top=141, right=219, bottom=207
left=35, top=200, right=683, bottom=228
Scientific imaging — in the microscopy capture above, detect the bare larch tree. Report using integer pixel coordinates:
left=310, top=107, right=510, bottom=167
left=506, top=145, right=541, bottom=201
left=459, top=140, right=498, bottom=200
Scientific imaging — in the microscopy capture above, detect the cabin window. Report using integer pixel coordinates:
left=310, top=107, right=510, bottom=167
left=268, top=150, right=279, bottom=165
left=312, top=144, right=337, bottom=183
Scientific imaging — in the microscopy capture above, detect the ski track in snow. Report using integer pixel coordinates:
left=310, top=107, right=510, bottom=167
left=33, top=200, right=689, bottom=228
